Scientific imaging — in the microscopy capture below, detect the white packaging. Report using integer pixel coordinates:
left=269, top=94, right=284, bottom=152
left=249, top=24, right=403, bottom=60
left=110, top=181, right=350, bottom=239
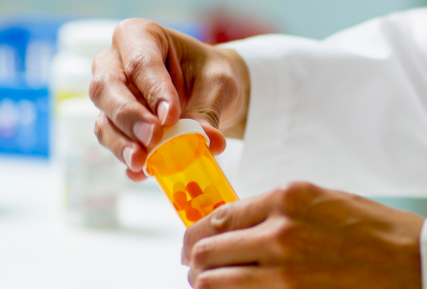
left=50, top=19, right=120, bottom=101
left=59, top=98, right=124, bottom=228
left=49, top=19, right=123, bottom=228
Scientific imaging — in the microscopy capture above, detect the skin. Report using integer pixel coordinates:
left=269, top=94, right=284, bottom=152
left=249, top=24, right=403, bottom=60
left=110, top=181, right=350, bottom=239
left=90, top=18, right=249, bottom=182
left=183, top=182, right=424, bottom=289
left=90, top=19, right=425, bottom=288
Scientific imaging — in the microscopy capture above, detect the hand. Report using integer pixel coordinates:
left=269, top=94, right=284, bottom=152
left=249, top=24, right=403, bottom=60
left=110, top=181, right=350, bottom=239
left=89, top=19, right=250, bottom=181
left=182, top=182, right=424, bottom=289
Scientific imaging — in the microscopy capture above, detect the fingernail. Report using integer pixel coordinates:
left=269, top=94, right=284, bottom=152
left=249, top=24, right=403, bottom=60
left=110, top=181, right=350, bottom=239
left=157, top=101, right=170, bottom=126
left=123, top=147, right=134, bottom=169
left=133, top=122, right=154, bottom=147
left=210, top=208, right=229, bottom=230
left=181, top=247, right=190, bottom=266
left=211, top=215, right=227, bottom=228
left=181, top=247, right=185, bottom=265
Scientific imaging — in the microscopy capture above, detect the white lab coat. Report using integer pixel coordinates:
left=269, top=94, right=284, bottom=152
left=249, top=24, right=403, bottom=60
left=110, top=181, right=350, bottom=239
left=222, top=8, right=427, bottom=287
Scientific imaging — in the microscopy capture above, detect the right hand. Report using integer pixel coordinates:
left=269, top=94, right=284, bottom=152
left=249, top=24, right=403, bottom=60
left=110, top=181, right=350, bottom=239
left=89, top=19, right=250, bottom=182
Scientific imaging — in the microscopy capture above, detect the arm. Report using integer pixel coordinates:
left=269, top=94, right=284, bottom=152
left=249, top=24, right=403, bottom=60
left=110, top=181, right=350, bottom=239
left=185, top=8, right=427, bottom=289
left=222, top=9, right=427, bottom=197
left=182, top=182, right=424, bottom=289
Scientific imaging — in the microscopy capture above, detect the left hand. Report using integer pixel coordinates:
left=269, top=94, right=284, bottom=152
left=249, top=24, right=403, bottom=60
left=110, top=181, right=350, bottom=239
left=182, top=182, right=424, bottom=289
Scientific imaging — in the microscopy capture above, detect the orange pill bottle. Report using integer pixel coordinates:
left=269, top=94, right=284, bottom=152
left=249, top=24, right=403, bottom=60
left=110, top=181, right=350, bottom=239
left=143, top=119, right=239, bottom=227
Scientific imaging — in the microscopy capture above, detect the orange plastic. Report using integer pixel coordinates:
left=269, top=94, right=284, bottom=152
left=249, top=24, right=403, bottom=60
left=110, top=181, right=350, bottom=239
left=186, top=182, right=204, bottom=198
left=145, top=134, right=239, bottom=227
left=213, top=201, right=226, bottom=209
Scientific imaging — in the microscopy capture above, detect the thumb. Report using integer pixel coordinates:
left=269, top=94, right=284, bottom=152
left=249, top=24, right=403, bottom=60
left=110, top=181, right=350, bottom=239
left=180, top=64, right=242, bottom=156
left=198, top=118, right=227, bottom=156
left=181, top=101, right=227, bottom=156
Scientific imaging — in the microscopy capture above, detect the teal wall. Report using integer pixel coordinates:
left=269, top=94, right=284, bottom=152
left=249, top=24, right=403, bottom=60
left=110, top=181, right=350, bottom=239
left=1, top=0, right=426, bottom=39
left=372, top=197, right=427, bottom=217
left=220, top=0, right=426, bottom=38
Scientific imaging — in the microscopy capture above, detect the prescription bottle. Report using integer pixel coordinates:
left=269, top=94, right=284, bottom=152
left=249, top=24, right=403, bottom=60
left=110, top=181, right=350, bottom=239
left=50, top=19, right=119, bottom=103
left=143, top=119, right=239, bottom=227
left=59, top=98, right=123, bottom=228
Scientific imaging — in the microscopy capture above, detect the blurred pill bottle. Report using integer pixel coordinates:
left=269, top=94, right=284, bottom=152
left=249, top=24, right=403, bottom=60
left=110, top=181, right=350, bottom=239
left=58, top=98, right=123, bottom=228
left=50, top=19, right=119, bottom=103
left=143, top=119, right=239, bottom=227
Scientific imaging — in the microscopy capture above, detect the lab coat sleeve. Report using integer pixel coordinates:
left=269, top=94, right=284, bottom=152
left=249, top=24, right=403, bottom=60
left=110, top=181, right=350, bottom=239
left=220, top=8, right=427, bottom=198
left=221, top=8, right=427, bottom=287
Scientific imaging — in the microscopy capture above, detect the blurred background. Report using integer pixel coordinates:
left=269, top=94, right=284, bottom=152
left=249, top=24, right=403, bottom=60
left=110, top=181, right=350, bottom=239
left=2, top=0, right=427, bottom=39
left=1, top=1, right=427, bottom=288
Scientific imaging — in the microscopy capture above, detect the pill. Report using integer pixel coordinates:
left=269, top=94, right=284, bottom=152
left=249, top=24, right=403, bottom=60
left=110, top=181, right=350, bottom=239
left=201, top=206, right=213, bottom=217
left=173, top=182, right=186, bottom=194
left=191, top=194, right=214, bottom=210
left=185, top=208, right=203, bottom=223
left=173, top=191, right=189, bottom=211
left=204, top=185, right=223, bottom=204
left=213, top=201, right=226, bottom=210
left=186, top=182, right=203, bottom=198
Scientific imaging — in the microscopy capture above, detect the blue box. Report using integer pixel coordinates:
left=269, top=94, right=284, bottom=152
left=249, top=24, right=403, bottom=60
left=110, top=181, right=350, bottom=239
left=0, top=16, right=63, bottom=158
left=0, top=85, right=50, bottom=157
left=0, top=16, right=205, bottom=159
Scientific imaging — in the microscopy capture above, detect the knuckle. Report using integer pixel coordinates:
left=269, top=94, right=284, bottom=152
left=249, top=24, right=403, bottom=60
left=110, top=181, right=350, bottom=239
left=264, top=220, right=292, bottom=259
left=114, top=18, right=161, bottom=45
left=89, top=73, right=116, bottom=103
left=92, top=53, right=103, bottom=73
left=212, top=71, right=239, bottom=97
left=276, top=182, right=319, bottom=217
left=194, top=106, right=221, bottom=128
left=94, top=115, right=130, bottom=161
left=210, top=203, right=233, bottom=232
left=124, top=52, right=153, bottom=82
left=191, top=241, right=212, bottom=268
left=145, top=83, right=163, bottom=106
left=111, top=101, right=137, bottom=127
left=195, top=273, right=212, bottom=289
left=94, top=114, right=107, bottom=143
left=114, top=19, right=130, bottom=34
left=116, top=18, right=151, bottom=32
left=114, top=18, right=142, bottom=37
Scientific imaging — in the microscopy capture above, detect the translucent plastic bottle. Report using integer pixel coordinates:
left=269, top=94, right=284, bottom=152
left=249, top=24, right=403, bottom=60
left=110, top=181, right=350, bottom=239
left=50, top=19, right=119, bottom=103
left=143, top=119, right=239, bottom=227
left=59, top=98, right=123, bottom=228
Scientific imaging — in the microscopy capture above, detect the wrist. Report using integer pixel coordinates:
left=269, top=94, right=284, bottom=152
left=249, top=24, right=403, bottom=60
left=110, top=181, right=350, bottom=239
left=217, top=48, right=250, bottom=139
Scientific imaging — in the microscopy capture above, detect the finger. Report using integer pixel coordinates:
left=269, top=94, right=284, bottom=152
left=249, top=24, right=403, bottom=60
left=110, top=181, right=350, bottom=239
left=189, top=266, right=285, bottom=289
left=189, top=117, right=226, bottom=156
left=94, top=112, right=146, bottom=172
left=126, top=169, right=148, bottom=182
left=183, top=191, right=275, bottom=265
left=181, top=61, right=240, bottom=155
left=191, top=226, right=264, bottom=270
left=114, top=19, right=182, bottom=127
left=190, top=265, right=365, bottom=289
left=90, top=50, right=163, bottom=149
left=278, top=182, right=387, bottom=227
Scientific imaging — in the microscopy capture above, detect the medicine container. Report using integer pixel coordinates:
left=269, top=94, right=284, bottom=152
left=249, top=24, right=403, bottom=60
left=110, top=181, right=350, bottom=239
left=143, top=119, right=239, bottom=227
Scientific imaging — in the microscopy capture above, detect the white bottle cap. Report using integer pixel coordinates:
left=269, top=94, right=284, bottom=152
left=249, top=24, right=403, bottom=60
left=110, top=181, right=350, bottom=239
left=50, top=19, right=119, bottom=96
left=57, top=19, right=120, bottom=59
left=58, top=97, right=100, bottom=148
left=142, top=119, right=210, bottom=176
